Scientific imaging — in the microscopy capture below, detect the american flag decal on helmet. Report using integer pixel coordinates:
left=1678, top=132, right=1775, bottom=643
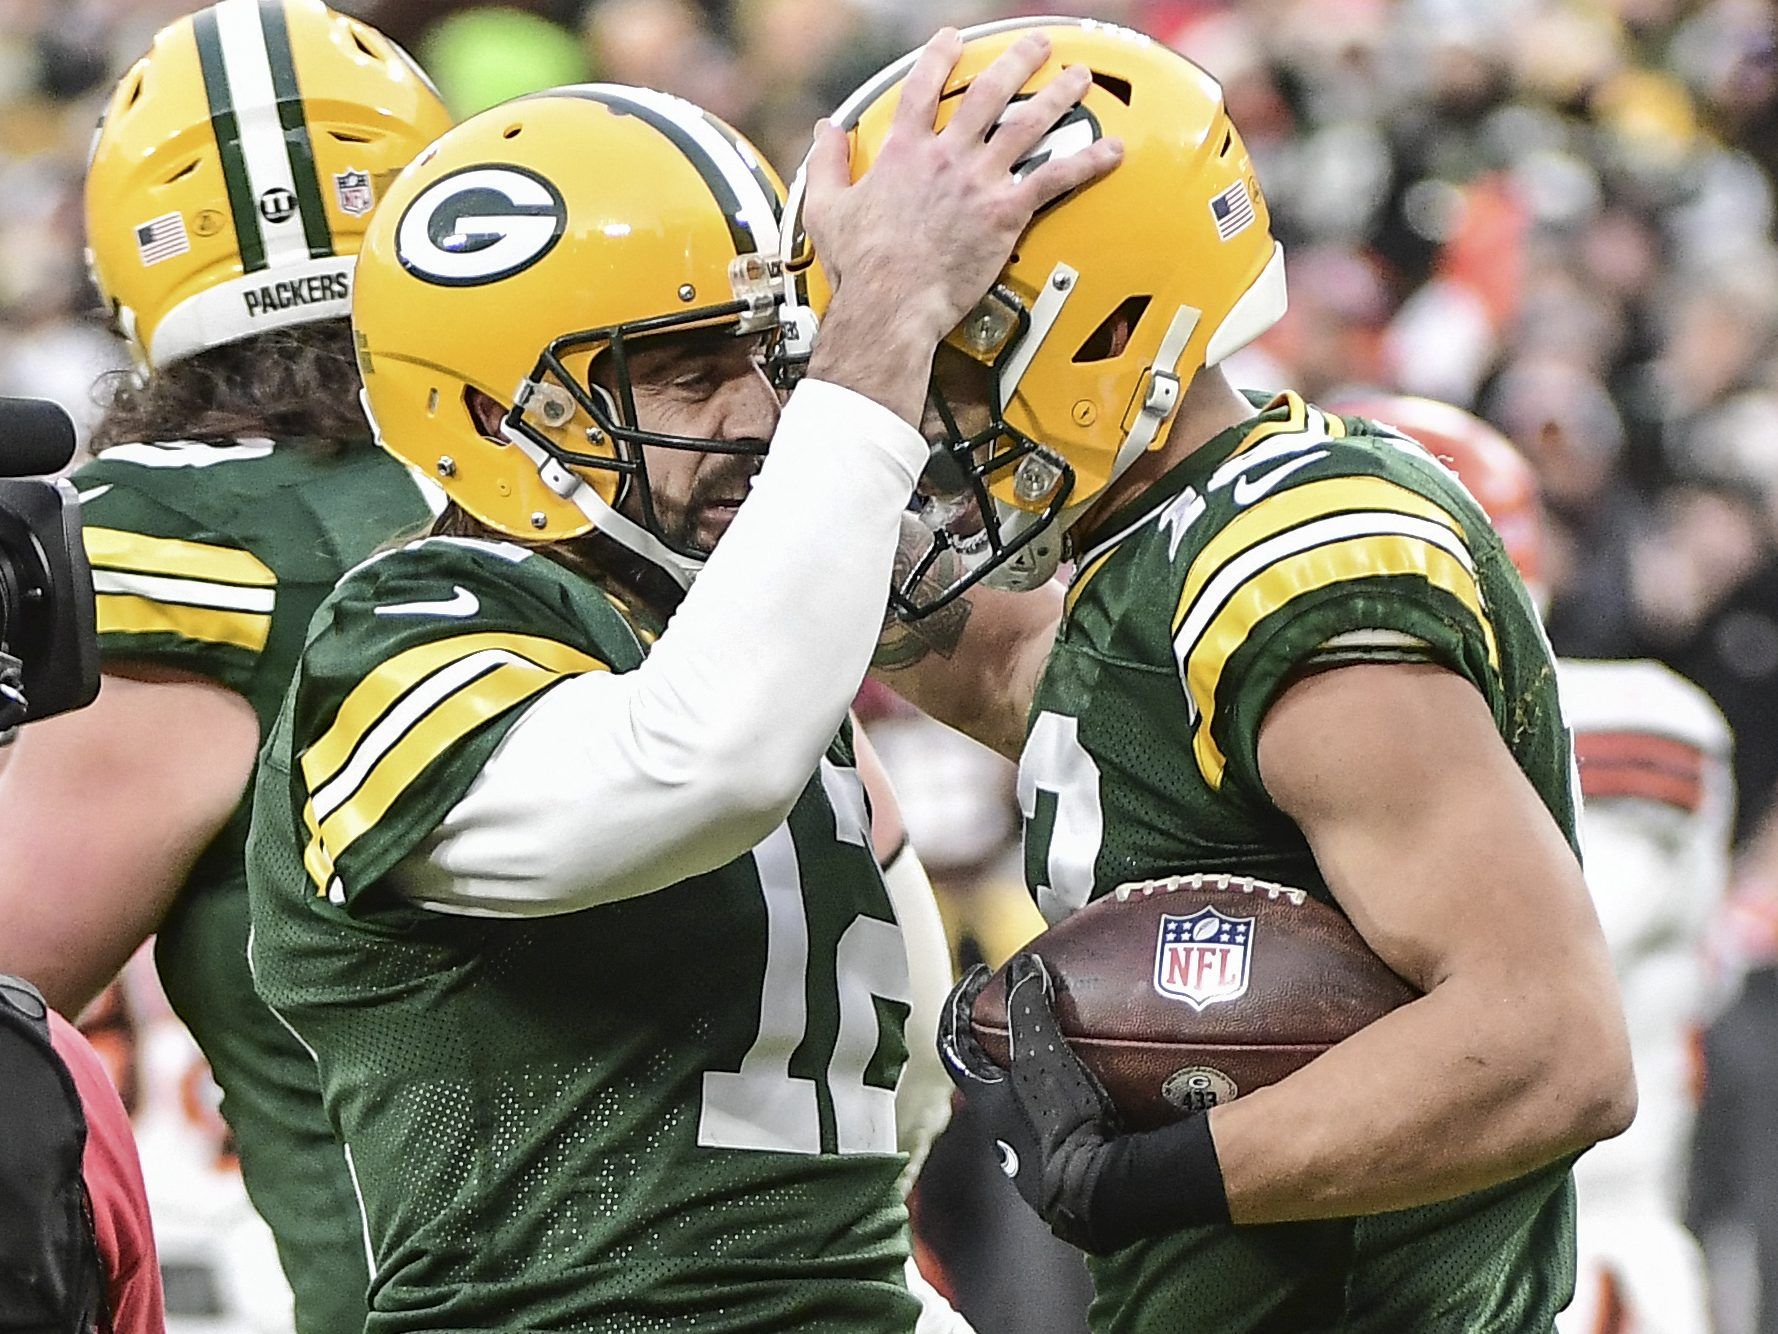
left=135, top=212, right=190, bottom=266
left=1210, top=180, right=1255, bottom=241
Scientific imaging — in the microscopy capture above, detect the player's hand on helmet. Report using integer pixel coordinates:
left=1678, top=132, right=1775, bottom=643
left=938, top=952, right=1232, bottom=1254
left=801, top=28, right=1122, bottom=347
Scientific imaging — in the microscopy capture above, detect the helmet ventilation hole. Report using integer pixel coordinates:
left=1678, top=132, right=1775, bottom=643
left=330, top=129, right=372, bottom=143
left=163, top=158, right=199, bottom=184
left=349, top=27, right=380, bottom=60
left=1090, top=72, right=1132, bottom=105
left=1219, top=128, right=1233, bottom=157
left=124, top=74, right=145, bottom=108
left=1073, top=294, right=1151, bottom=363
left=426, top=387, right=439, bottom=415
left=503, top=124, right=523, bottom=139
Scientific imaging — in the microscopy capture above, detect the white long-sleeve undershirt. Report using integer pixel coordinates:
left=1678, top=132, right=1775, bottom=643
left=392, top=379, right=926, bottom=917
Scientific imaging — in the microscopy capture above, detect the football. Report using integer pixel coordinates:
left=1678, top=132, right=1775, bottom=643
left=970, top=872, right=1418, bottom=1130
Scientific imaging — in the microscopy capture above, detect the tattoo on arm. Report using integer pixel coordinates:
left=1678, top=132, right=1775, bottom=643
left=872, top=520, right=972, bottom=672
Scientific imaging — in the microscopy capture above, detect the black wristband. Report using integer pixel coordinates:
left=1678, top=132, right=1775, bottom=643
left=1088, top=1111, right=1231, bottom=1251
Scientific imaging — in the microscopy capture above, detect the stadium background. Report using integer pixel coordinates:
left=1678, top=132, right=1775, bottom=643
left=8, top=0, right=1778, bottom=1329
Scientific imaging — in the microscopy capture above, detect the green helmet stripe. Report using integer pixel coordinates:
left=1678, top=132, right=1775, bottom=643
left=258, top=0, right=335, bottom=260
left=192, top=7, right=268, bottom=273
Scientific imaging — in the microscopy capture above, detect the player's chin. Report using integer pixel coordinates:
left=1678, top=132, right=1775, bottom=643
left=692, top=499, right=746, bottom=549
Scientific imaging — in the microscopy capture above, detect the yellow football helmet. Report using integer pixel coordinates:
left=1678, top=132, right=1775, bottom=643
left=352, top=86, right=787, bottom=586
left=784, top=17, right=1286, bottom=614
left=86, top=0, right=451, bottom=370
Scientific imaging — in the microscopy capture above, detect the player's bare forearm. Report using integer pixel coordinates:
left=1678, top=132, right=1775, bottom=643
left=1208, top=964, right=1624, bottom=1221
left=1213, top=662, right=1635, bottom=1224
left=870, top=515, right=1061, bottom=758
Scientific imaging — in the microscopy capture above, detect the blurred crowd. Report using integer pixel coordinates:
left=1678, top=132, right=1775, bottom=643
left=5, top=0, right=1778, bottom=1330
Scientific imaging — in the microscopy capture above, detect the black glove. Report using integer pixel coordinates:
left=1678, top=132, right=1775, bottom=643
left=937, top=951, right=1232, bottom=1254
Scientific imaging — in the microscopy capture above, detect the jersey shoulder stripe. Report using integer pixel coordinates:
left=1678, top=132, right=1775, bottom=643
left=299, top=631, right=607, bottom=898
left=1165, top=426, right=1497, bottom=791
left=85, top=525, right=277, bottom=652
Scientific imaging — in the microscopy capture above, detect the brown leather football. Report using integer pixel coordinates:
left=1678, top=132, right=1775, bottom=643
left=971, top=872, right=1418, bottom=1130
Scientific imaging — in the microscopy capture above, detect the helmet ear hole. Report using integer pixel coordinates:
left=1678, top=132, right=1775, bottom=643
left=462, top=385, right=508, bottom=442
left=1073, top=294, right=1151, bottom=363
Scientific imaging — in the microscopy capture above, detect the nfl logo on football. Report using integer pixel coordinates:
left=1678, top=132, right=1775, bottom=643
left=334, top=169, right=374, bottom=217
left=1154, top=907, right=1254, bottom=1010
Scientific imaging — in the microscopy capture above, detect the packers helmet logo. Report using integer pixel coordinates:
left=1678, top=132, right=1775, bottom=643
left=1001, top=100, right=1102, bottom=183
left=396, top=165, right=567, bottom=287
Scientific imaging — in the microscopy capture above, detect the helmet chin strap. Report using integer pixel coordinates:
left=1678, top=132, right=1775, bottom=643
left=984, top=301, right=1203, bottom=593
left=502, top=423, right=707, bottom=590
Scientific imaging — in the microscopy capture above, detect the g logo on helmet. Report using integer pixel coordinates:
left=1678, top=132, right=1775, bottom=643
left=1001, top=99, right=1102, bottom=183
left=396, top=165, right=567, bottom=287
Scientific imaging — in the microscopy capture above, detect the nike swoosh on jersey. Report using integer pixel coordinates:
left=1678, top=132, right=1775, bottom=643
left=995, top=1139, right=1020, bottom=1178
left=75, top=484, right=112, bottom=504
left=373, top=586, right=481, bottom=618
left=1229, top=450, right=1328, bottom=506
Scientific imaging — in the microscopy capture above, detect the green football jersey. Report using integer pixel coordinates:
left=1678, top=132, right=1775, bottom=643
left=1020, top=393, right=1580, bottom=1334
left=246, top=536, right=919, bottom=1333
left=75, top=436, right=433, bottom=1333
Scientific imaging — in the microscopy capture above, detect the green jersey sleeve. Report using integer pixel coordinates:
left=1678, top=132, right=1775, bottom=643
left=1169, top=422, right=1504, bottom=804
left=286, top=538, right=642, bottom=912
left=76, top=459, right=278, bottom=694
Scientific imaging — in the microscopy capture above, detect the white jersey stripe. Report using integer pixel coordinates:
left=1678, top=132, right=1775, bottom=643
left=91, top=568, right=276, bottom=613
left=98, top=440, right=275, bottom=469
left=311, top=648, right=532, bottom=823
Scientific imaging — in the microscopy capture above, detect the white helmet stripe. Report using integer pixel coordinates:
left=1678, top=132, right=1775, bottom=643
left=596, top=85, right=782, bottom=257
left=213, top=0, right=310, bottom=267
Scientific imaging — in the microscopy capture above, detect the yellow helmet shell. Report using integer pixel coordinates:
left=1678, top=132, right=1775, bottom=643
left=86, top=0, right=451, bottom=370
left=789, top=17, right=1285, bottom=539
left=352, top=87, right=786, bottom=550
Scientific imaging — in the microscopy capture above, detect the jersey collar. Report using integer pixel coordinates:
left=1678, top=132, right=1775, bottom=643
left=1068, top=390, right=1294, bottom=568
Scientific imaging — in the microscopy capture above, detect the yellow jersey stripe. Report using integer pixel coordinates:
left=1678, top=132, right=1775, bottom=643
left=302, top=800, right=333, bottom=894
left=308, top=655, right=602, bottom=886
left=1065, top=547, right=1121, bottom=614
left=301, top=631, right=603, bottom=793
left=96, top=592, right=271, bottom=652
left=1183, top=532, right=1498, bottom=789
left=602, top=591, right=657, bottom=646
left=1172, top=475, right=1467, bottom=636
left=1225, top=391, right=1306, bottom=460
left=84, top=527, right=276, bottom=588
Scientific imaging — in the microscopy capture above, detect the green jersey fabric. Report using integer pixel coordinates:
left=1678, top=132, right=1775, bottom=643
left=1020, top=393, right=1580, bottom=1334
left=75, top=436, right=435, bottom=1333
left=246, top=536, right=918, bottom=1333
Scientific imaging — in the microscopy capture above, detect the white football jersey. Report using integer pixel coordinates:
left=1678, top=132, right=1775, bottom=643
left=1555, top=658, right=1731, bottom=1334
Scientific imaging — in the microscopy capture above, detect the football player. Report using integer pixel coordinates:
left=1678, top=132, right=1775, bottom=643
left=243, top=34, right=1117, bottom=1330
left=812, top=19, right=1637, bottom=1332
left=0, top=4, right=449, bottom=1329
left=1333, top=396, right=1727, bottom=1334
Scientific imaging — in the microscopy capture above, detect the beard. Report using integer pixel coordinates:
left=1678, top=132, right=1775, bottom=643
left=665, top=447, right=767, bottom=553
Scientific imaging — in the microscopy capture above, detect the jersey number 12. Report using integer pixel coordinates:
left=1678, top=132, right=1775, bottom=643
left=699, top=766, right=910, bottom=1156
